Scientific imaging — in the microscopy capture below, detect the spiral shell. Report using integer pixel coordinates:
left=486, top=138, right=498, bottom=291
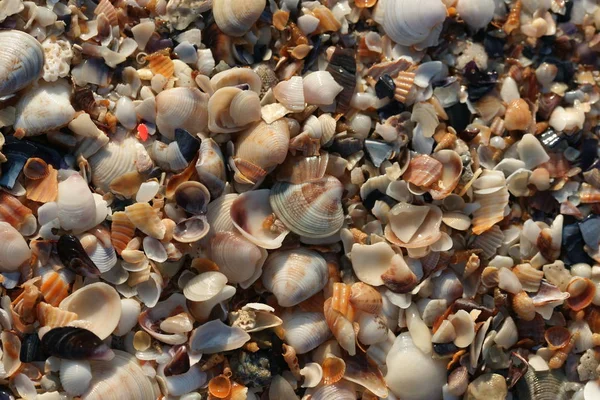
left=213, top=0, right=266, bottom=37
left=262, top=248, right=328, bottom=307
left=269, top=176, right=344, bottom=238
left=0, top=30, right=44, bottom=97
left=211, top=68, right=262, bottom=94
left=155, top=87, right=209, bottom=140
left=383, top=0, right=447, bottom=48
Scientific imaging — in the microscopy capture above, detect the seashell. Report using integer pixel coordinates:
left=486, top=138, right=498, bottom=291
left=385, top=332, right=447, bottom=400
left=494, top=316, right=518, bottom=349
left=448, top=310, right=476, bottom=348
left=209, top=232, right=267, bottom=288
left=174, top=181, right=210, bottom=216
left=498, top=267, right=522, bottom=294
left=262, top=248, right=328, bottom=307
left=26, top=165, right=58, bottom=203
left=269, top=176, right=344, bottom=238
left=566, top=277, right=596, bottom=311
left=155, top=87, right=209, bottom=140
left=385, top=202, right=443, bottom=248
left=303, top=71, right=343, bottom=106
left=300, top=363, right=323, bottom=388
left=548, top=106, right=585, bottom=132
left=0, top=331, right=21, bottom=378
left=343, top=352, right=388, bottom=398
left=188, top=284, right=236, bottom=323
left=456, top=0, right=495, bottom=30
left=282, top=311, right=331, bottom=354
left=37, top=302, right=78, bottom=328
left=125, top=203, right=166, bottom=240
left=59, top=282, right=121, bottom=339
left=196, top=138, right=226, bottom=199
left=307, top=382, right=356, bottom=400
left=322, top=356, right=346, bottom=385
left=466, top=373, right=508, bottom=400
left=274, top=76, right=305, bottom=112
left=544, top=326, right=571, bottom=351
left=146, top=51, right=174, bottom=79
left=276, top=153, right=329, bottom=184
left=0, top=192, right=35, bottom=236
left=14, top=80, right=76, bottom=137
left=160, top=365, right=207, bottom=397
left=139, top=294, right=189, bottom=344
left=471, top=170, right=509, bottom=235
left=230, top=189, right=289, bottom=249
left=312, top=6, right=342, bottom=33
left=40, top=270, right=70, bottom=307
left=383, top=0, right=447, bottom=49
left=208, top=374, right=232, bottom=398
left=83, top=350, right=160, bottom=400
left=189, top=319, right=250, bottom=354
left=0, top=221, right=30, bottom=272
left=403, top=155, right=442, bottom=188
left=516, top=368, right=570, bottom=400
left=136, top=272, right=163, bottom=307
left=142, top=236, right=167, bottom=263
left=57, top=234, right=103, bottom=278
left=206, top=193, right=238, bottom=238
left=357, top=312, right=388, bottom=345
left=110, top=212, right=136, bottom=256
left=429, top=150, right=463, bottom=200
left=324, top=297, right=356, bottom=356
left=159, top=312, right=194, bottom=333
left=113, top=299, right=141, bottom=336
left=229, top=303, right=283, bottom=332
left=57, top=173, right=105, bottom=234
left=61, top=359, right=92, bottom=396
left=512, top=291, right=536, bottom=321
left=208, top=87, right=261, bottom=133
left=41, top=327, right=114, bottom=360
left=173, top=216, right=209, bottom=243
left=211, top=68, right=262, bottom=94
left=513, top=264, right=544, bottom=292
left=183, top=271, right=228, bottom=302
left=213, top=0, right=266, bottom=37
left=23, top=157, right=49, bottom=180
left=0, top=30, right=43, bottom=97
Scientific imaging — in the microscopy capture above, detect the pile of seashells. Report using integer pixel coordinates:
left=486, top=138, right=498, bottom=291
left=2, top=0, right=600, bottom=398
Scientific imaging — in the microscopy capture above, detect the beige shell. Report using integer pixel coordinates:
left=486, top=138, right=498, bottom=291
left=428, top=150, right=463, bottom=200
left=59, top=282, right=121, bottom=339
left=125, top=203, right=166, bottom=240
left=89, top=137, right=140, bottom=194
left=37, top=301, right=78, bottom=328
left=262, top=248, right=328, bottom=307
left=0, top=222, right=31, bottom=272
left=195, top=138, right=226, bottom=198
left=210, top=68, right=262, bottom=94
left=207, top=87, right=261, bottom=133
left=155, top=87, right=209, bottom=139
left=0, top=30, right=43, bottom=97
left=269, top=176, right=344, bottom=238
left=472, top=170, right=509, bottom=235
left=213, top=0, right=266, bottom=37
left=385, top=202, right=443, bottom=248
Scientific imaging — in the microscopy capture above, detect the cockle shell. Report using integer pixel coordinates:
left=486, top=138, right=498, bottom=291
left=189, top=319, right=250, bottom=353
left=82, top=350, right=160, bottom=400
left=303, top=71, right=343, bottom=106
left=213, top=0, right=266, bottom=37
left=274, top=76, right=305, bottom=112
left=0, top=30, right=44, bottom=97
left=282, top=311, right=331, bottom=354
left=209, top=231, right=267, bottom=288
left=262, top=248, right=328, bottom=307
left=155, top=87, right=209, bottom=140
left=14, top=80, right=76, bottom=136
left=59, top=282, right=121, bottom=339
left=89, top=137, right=142, bottom=194
left=269, top=176, right=344, bottom=238
left=0, top=222, right=31, bottom=271
left=383, top=0, right=447, bottom=49
left=61, top=359, right=92, bottom=396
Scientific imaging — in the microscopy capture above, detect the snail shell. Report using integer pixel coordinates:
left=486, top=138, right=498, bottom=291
left=213, top=0, right=266, bottom=37
left=270, top=176, right=345, bottom=239
left=0, top=30, right=44, bottom=97
left=383, top=0, right=447, bottom=48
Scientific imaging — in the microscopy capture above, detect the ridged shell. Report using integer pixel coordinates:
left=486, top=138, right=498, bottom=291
left=37, top=302, right=78, bottom=328
left=516, top=368, right=570, bottom=400
left=89, top=137, right=139, bottom=194
left=0, top=30, right=43, bottom=97
left=383, top=0, right=447, bottom=48
left=262, top=248, right=328, bottom=307
left=456, top=0, right=495, bottom=30
left=40, top=270, right=70, bottom=306
left=0, top=192, right=35, bottom=235
left=0, top=221, right=31, bottom=272
left=155, top=87, right=209, bottom=140
left=270, top=176, right=344, bottom=238
left=82, top=350, right=160, bottom=400
left=110, top=211, right=135, bottom=255
left=276, top=153, right=329, bottom=184
left=14, top=80, right=76, bottom=136
left=59, top=282, right=121, bottom=339
left=213, top=0, right=266, bottom=37
left=208, top=87, right=261, bottom=134
left=61, top=359, right=92, bottom=396
left=472, top=170, right=509, bottom=235
left=124, top=203, right=166, bottom=240
left=274, top=76, right=305, bottom=112
left=209, top=231, right=267, bottom=288
left=282, top=311, right=331, bottom=354
left=26, top=165, right=58, bottom=203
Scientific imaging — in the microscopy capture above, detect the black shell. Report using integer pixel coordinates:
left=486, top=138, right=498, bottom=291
left=56, top=234, right=101, bottom=277
left=20, top=334, right=45, bottom=363
left=327, top=47, right=356, bottom=113
left=41, top=327, right=114, bottom=360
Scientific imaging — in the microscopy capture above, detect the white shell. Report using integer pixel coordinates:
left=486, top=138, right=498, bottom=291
left=517, top=133, right=550, bottom=169
left=303, top=71, right=343, bottom=106
left=0, top=30, right=43, bottom=97
left=183, top=271, right=228, bottom=302
left=58, top=174, right=107, bottom=233
left=189, top=319, right=250, bottom=353
left=274, top=76, right=305, bottom=112
left=350, top=242, right=395, bottom=286
left=383, top=0, right=447, bottom=48
left=300, top=363, right=323, bottom=388
left=113, top=298, right=141, bottom=336
left=0, top=222, right=31, bottom=272
left=59, top=282, right=122, bottom=339
left=282, top=311, right=331, bottom=354
left=160, top=366, right=207, bottom=397
left=213, top=0, right=266, bottom=37
left=14, top=79, right=76, bottom=136
left=209, top=231, right=267, bottom=288
left=155, top=87, right=209, bottom=139
left=142, top=236, right=167, bottom=263
left=61, top=359, right=92, bottom=396
left=456, top=0, right=495, bottom=29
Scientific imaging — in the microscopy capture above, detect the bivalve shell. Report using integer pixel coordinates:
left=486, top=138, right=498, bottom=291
left=383, top=0, right=447, bottom=48
left=213, top=0, right=266, bottom=37
left=189, top=319, right=250, bottom=354
left=0, top=30, right=44, bottom=97
left=155, top=87, right=209, bottom=140
left=0, top=222, right=31, bottom=271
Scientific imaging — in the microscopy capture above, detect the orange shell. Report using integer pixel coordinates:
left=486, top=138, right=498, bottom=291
left=26, top=165, right=58, bottom=203
left=37, top=302, right=78, bottom=328
left=23, top=158, right=49, bottom=180
left=566, top=277, right=596, bottom=312
left=322, top=356, right=346, bottom=385
left=40, top=271, right=70, bottom=307
left=147, top=51, right=174, bottom=79
left=208, top=375, right=232, bottom=399
left=403, top=155, right=443, bottom=188
left=349, top=282, right=383, bottom=315
left=544, top=326, right=572, bottom=351
left=0, top=192, right=33, bottom=230
left=111, top=211, right=136, bottom=255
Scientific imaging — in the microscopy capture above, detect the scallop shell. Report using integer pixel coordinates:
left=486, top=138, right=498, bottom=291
left=14, top=80, right=76, bottom=136
left=37, top=301, right=78, bottom=328
left=282, top=311, right=331, bottom=354
left=213, top=0, right=266, bottom=37
left=0, top=221, right=31, bottom=272
left=110, top=212, right=135, bottom=256
left=189, top=319, right=250, bottom=353
left=26, top=165, right=58, bottom=203
left=61, top=359, right=92, bottom=396
left=155, top=87, right=209, bottom=140
left=0, top=30, right=44, bottom=97
left=383, top=0, right=447, bottom=48
left=82, top=350, right=160, bottom=400
left=59, top=282, right=121, bottom=339
left=262, top=248, right=328, bottom=307
left=124, top=203, right=166, bottom=240
left=269, top=176, right=344, bottom=238
left=209, top=231, right=267, bottom=288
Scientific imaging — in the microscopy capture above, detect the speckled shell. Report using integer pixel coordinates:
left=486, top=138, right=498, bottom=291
left=0, top=30, right=44, bottom=97
left=269, top=176, right=344, bottom=238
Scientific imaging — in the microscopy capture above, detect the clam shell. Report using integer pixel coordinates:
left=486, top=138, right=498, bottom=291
left=230, top=189, right=289, bottom=249
left=276, top=153, right=329, bottom=184
left=173, top=216, right=209, bottom=243
left=113, top=298, right=141, bottom=336
left=61, top=359, right=92, bottom=396
left=125, top=203, right=166, bottom=240
left=0, top=221, right=31, bottom=271
left=110, top=211, right=135, bottom=256
left=211, top=68, right=262, bottom=94
left=0, top=30, right=43, bottom=97
left=174, top=181, right=210, bottom=215
left=196, top=138, right=226, bottom=198
left=456, top=0, right=495, bottom=29
left=183, top=271, right=228, bottom=302
left=383, top=0, right=447, bottom=48
left=89, top=137, right=140, bottom=194
left=208, top=87, right=261, bottom=134
left=209, top=231, right=267, bottom=288
left=155, top=87, right=209, bottom=140
left=282, top=311, right=331, bottom=354
left=274, top=76, right=305, bottom=112
left=213, top=0, right=265, bottom=37
left=14, top=80, right=76, bottom=136
left=59, top=282, right=122, bottom=339
left=303, top=71, right=343, bottom=106
left=83, top=350, right=160, bottom=400
left=262, top=248, right=328, bottom=307
left=471, top=170, right=510, bottom=235
left=189, top=319, right=250, bottom=353
left=58, top=174, right=106, bottom=233
left=269, top=176, right=344, bottom=239
left=206, top=193, right=238, bottom=237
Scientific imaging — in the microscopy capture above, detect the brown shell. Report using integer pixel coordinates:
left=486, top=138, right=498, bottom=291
left=125, top=203, right=166, bottom=240
left=394, top=71, right=416, bottom=104
left=282, top=344, right=301, bottom=380
left=350, top=282, right=383, bottom=315
left=146, top=51, right=175, bottom=79
left=512, top=291, right=536, bottom=321
left=586, top=306, right=600, bottom=333
left=504, top=99, right=531, bottom=131
left=94, top=0, right=118, bottom=25
left=313, top=7, right=342, bottom=34
left=0, top=192, right=33, bottom=230
left=321, top=356, right=346, bottom=385
left=111, top=211, right=136, bottom=255
left=208, top=374, right=232, bottom=399
left=26, top=165, right=58, bottom=203
left=403, top=155, right=443, bottom=188
left=566, top=277, right=596, bottom=312
left=544, top=326, right=571, bottom=351
left=512, top=264, right=544, bottom=292
left=23, top=158, right=49, bottom=180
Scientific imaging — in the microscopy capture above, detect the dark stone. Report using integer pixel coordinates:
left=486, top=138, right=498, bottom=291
left=377, top=101, right=406, bottom=120
left=375, top=74, right=395, bottom=99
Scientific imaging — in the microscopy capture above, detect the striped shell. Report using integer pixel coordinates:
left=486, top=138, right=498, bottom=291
left=383, top=0, right=447, bottom=48
left=110, top=212, right=135, bottom=255
left=282, top=311, right=331, bottom=354
left=213, top=0, right=266, bottom=37
left=155, top=87, right=209, bottom=140
left=269, top=176, right=344, bottom=238
left=89, top=137, right=140, bottom=194
left=0, top=30, right=44, bottom=97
